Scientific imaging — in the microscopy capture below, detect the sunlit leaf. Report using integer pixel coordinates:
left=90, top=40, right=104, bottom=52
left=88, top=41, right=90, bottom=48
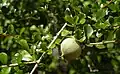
left=20, top=27, right=25, bottom=35
left=61, top=29, right=72, bottom=36
left=64, top=15, right=74, bottom=24
left=96, top=9, right=106, bottom=20
left=11, top=53, right=22, bottom=64
left=74, top=16, right=79, bottom=24
left=95, top=22, right=109, bottom=29
left=0, top=52, right=8, bottom=64
left=19, top=39, right=29, bottom=50
left=95, top=44, right=106, bottom=49
left=20, top=50, right=33, bottom=61
left=0, top=67, right=11, bottom=74
left=80, top=18, right=86, bottom=24
left=84, top=24, right=93, bottom=39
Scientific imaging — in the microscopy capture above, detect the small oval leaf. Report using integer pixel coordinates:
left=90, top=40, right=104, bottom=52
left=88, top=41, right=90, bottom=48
left=20, top=27, right=25, bottom=35
left=20, top=50, right=33, bottom=61
left=64, top=15, right=74, bottom=24
left=0, top=67, right=11, bottom=74
left=19, top=39, right=29, bottom=50
left=84, top=24, right=93, bottom=39
left=0, top=52, right=8, bottom=64
left=8, top=24, right=14, bottom=34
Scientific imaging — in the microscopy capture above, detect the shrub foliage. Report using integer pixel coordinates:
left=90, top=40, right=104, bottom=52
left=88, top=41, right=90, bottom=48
left=0, top=0, right=120, bottom=74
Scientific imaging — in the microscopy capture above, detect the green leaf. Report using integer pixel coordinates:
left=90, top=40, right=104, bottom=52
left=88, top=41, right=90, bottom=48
left=83, top=1, right=91, bottom=6
left=107, top=31, right=114, bottom=49
left=0, top=67, right=11, bottom=74
left=97, top=55, right=101, bottom=63
left=20, top=50, right=33, bottom=61
left=116, top=56, right=120, bottom=62
left=30, top=25, right=39, bottom=32
left=11, top=53, right=22, bottom=64
left=81, top=59, right=87, bottom=67
left=74, top=16, right=79, bottom=24
left=107, top=43, right=114, bottom=49
left=79, top=34, right=86, bottom=42
left=40, top=42, right=47, bottom=50
left=32, top=32, right=42, bottom=41
left=0, top=26, right=3, bottom=34
left=0, top=52, right=8, bottom=64
left=96, top=32, right=103, bottom=38
left=50, top=43, right=56, bottom=49
left=108, top=3, right=119, bottom=12
left=72, top=6, right=81, bottom=12
left=20, top=27, right=25, bottom=35
left=64, top=15, right=74, bottom=24
left=19, top=39, right=29, bottom=50
left=84, top=24, right=93, bottom=39
left=61, top=29, right=72, bottom=36
left=116, top=28, right=120, bottom=40
left=111, top=59, right=119, bottom=69
left=95, top=22, right=109, bottom=29
left=75, top=29, right=82, bottom=39
left=95, top=44, right=106, bottom=49
left=55, top=39, right=62, bottom=44
left=78, top=13, right=86, bottom=19
left=8, top=24, right=14, bottom=34
left=96, top=9, right=106, bottom=20
left=80, top=18, right=86, bottom=24
left=114, top=17, right=120, bottom=26
left=15, top=70, right=23, bottom=74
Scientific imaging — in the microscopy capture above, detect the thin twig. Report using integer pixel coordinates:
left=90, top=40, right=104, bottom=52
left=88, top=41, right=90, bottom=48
left=88, top=40, right=116, bottom=45
left=101, top=0, right=113, bottom=9
left=30, top=23, right=67, bottom=74
left=0, top=61, right=36, bottom=68
left=47, top=23, right=67, bottom=48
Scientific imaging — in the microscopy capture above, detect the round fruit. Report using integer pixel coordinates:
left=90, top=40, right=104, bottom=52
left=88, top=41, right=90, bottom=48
left=61, top=38, right=81, bottom=61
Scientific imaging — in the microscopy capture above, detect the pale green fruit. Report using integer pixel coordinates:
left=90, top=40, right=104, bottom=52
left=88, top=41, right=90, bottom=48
left=61, top=38, right=81, bottom=62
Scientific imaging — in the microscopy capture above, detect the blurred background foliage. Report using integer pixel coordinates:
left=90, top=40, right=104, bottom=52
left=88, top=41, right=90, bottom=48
left=0, top=0, right=120, bottom=74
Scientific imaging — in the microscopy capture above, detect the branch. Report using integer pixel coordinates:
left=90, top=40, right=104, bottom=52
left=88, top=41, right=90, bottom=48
left=30, top=23, right=67, bottom=74
left=101, top=0, right=113, bottom=9
left=0, top=61, right=36, bottom=68
left=88, top=40, right=116, bottom=45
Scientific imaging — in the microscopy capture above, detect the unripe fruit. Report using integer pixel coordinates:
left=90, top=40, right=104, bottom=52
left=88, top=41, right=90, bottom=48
left=61, top=38, right=81, bottom=62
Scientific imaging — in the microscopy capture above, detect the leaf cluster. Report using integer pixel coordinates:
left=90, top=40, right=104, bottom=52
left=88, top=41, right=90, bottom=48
left=0, top=0, right=120, bottom=74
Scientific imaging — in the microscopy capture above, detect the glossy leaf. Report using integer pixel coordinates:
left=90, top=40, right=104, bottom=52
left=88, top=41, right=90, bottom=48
left=64, top=15, right=74, bottom=24
left=20, top=27, right=25, bottom=35
left=0, top=52, right=8, bottom=64
left=19, top=39, right=29, bottom=50
left=96, top=9, right=106, bottom=20
left=95, top=44, right=106, bottom=49
left=0, top=67, right=11, bottom=74
left=8, top=24, right=14, bottom=34
left=74, top=16, right=79, bottom=24
left=80, top=18, right=86, bottom=24
left=20, top=50, right=33, bottom=61
left=61, top=29, right=72, bottom=36
left=95, top=22, right=109, bottom=29
left=11, top=53, right=22, bottom=64
left=84, top=24, right=93, bottom=39
left=0, top=26, right=3, bottom=34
